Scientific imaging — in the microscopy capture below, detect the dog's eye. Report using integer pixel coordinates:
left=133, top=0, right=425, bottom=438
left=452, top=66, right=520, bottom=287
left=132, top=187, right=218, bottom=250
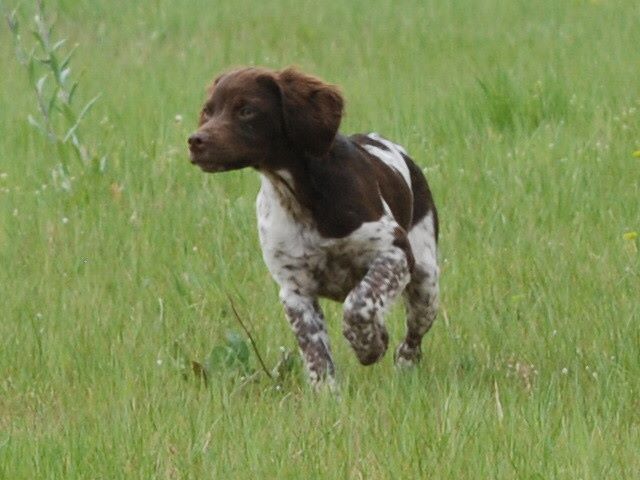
left=238, top=105, right=257, bottom=120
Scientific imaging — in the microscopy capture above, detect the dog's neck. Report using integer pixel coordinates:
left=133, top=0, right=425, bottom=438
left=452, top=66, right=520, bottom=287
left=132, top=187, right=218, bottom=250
left=256, top=134, right=379, bottom=239
left=256, top=139, right=339, bottom=221
left=258, top=167, right=312, bottom=224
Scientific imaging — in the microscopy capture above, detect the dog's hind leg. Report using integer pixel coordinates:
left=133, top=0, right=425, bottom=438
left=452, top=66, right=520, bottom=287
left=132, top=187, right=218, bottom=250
left=343, top=245, right=411, bottom=366
left=395, top=212, right=439, bottom=367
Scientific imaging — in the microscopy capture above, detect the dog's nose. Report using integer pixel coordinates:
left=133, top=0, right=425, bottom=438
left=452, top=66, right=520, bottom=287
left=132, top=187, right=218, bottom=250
left=188, top=132, right=208, bottom=152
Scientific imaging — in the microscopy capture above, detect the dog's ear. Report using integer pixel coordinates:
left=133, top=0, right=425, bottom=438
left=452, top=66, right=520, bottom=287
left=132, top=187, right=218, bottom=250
left=277, top=67, right=344, bottom=157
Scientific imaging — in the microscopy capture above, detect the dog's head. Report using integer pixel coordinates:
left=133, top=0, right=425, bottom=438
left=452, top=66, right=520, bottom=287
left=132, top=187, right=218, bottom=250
left=188, top=67, right=344, bottom=172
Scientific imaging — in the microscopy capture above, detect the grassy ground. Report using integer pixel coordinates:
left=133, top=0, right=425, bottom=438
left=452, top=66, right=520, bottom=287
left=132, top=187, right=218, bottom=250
left=1, top=0, right=639, bottom=478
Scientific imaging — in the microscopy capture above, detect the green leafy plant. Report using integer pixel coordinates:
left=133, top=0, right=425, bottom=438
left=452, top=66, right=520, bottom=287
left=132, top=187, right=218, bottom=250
left=170, top=333, right=255, bottom=388
left=205, top=331, right=253, bottom=377
left=169, top=297, right=299, bottom=390
left=6, top=0, right=103, bottom=190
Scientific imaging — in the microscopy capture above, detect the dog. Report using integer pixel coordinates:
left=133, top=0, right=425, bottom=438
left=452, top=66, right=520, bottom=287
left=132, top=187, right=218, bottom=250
left=188, top=67, right=439, bottom=390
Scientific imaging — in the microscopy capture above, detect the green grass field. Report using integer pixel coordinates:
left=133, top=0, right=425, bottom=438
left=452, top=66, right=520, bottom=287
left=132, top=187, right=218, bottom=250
left=1, top=0, right=639, bottom=478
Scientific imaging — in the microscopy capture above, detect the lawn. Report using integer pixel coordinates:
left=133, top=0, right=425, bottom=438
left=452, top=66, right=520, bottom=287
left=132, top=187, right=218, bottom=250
left=1, top=0, right=639, bottom=478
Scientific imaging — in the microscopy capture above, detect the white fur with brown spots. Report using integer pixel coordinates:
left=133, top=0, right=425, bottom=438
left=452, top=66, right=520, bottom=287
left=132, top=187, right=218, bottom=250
left=256, top=134, right=438, bottom=390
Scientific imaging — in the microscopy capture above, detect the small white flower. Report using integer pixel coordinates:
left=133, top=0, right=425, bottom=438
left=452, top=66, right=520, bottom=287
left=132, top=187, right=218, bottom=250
left=156, top=358, right=163, bottom=366
left=561, top=368, right=569, bottom=375
left=174, top=114, right=183, bottom=124
left=62, top=217, right=69, bottom=224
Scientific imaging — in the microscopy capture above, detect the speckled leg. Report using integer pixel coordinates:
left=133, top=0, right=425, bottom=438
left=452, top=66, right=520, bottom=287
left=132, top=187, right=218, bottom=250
left=280, top=289, right=336, bottom=390
left=343, top=247, right=410, bottom=365
left=394, top=262, right=439, bottom=367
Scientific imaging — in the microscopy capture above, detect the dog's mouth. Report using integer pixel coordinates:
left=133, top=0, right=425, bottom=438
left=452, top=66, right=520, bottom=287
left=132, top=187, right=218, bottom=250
left=189, top=152, right=254, bottom=173
left=191, top=159, right=226, bottom=173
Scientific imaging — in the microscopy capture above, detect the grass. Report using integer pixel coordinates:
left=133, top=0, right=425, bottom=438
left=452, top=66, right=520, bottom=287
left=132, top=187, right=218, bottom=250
left=1, top=0, right=639, bottom=478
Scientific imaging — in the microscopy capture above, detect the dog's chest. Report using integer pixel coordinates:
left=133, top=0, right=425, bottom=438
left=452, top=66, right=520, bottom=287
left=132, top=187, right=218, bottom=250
left=256, top=173, right=391, bottom=300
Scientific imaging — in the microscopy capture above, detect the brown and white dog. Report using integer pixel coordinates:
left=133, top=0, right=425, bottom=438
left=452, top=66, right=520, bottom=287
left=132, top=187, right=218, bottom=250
left=188, top=67, right=439, bottom=390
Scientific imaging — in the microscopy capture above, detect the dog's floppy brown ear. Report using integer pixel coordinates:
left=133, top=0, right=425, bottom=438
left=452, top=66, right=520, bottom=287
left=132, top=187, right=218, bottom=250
left=277, top=67, right=344, bottom=157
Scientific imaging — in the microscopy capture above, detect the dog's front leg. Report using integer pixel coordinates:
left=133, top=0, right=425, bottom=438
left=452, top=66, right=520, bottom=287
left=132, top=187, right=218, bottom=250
left=280, top=288, right=336, bottom=390
left=343, top=246, right=411, bottom=365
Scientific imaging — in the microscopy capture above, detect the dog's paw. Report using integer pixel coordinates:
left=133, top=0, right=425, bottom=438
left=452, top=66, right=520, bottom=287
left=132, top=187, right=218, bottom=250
left=394, top=342, right=422, bottom=368
left=343, top=322, right=389, bottom=366
left=309, top=374, right=340, bottom=398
